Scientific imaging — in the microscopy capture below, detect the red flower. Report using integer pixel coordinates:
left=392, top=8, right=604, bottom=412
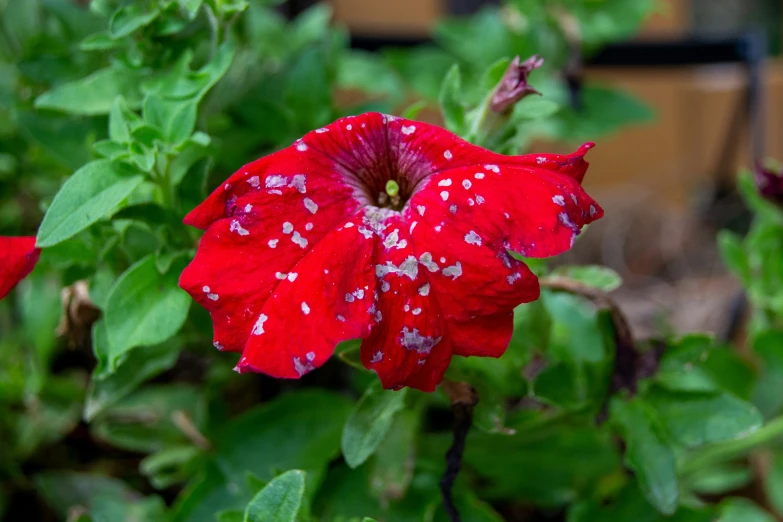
left=0, top=236, right=41, bottom=301
left=180, top=113, right=603, bottom=391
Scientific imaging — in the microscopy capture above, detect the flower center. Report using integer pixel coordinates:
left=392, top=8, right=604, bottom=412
left=377, top=180, right=404, bottom=210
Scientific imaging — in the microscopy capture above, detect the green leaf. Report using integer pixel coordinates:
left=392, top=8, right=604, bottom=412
left=143, top=95, right=198, bottom=145
left=35, top=472, right=166, bottom=521
left=80, top=31, right=123, bottom=51
left=218, top=510, right=245, bottom=522
left=244, top=470, right=305, bottom=522
left=341, top=381, right=407, bottom=469
left=754, top=331, right=783, bottom=417
left=37, top=160, right=144, bottom=247
left=647, top=389, right=763, bottom=448
left=104, top=255, right=191, bottom=364
left=35, top=65, right=146, bottom=115
left=179, top=0, right=204, bottom=19
left=465, top=422, right=620, bottom=504
left=549, top=265, right=623, bottom=292
left=109, top=4, right=160, bottom=39
left=142, top=42, right=234, bottom=102
left=611, top=397, right=679, bottom=515
left=141, top=445, right=201, bottom=489
left=688, top=463, right=753, bottom=496
left=16, top=110, right=96, bottom=169
left=337, top=51, right=405, bottom=105
left=764, top=451, right=783, bottom=516
left=370, top=409, right=417, bottom=502
left=84, top=340, right=180, bottom=421
left=719, top=498, right=776, bottom=522
left=91, top=384, right=205, bottom=453
left=511, top=97, right=560, bottom=120
left=215, top=390, right=352, bottom=483
left=718, top=231, right=750, bottom=286
left=438, top=64, right=465, bottom=135
left=569, top=482, right=713, bottom=522
left=109, top=96, right=131, bottom=143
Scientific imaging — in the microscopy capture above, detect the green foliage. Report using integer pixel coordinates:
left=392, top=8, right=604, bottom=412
left=244, top=470, right=306, bottom=522
left=342, top=381, right=408, bottom=469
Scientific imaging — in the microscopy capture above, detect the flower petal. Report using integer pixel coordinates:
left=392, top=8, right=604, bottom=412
left=448, top=311, right=514, bottom=357
left=235, top=212, right=378, bottom=377
left=180, top=150, right=361, bottom=352
left=0, top=236, right=40, bottom=301
left=409, top=145, right=602, bottom=261
left=358, top=212, right=451, bottom=391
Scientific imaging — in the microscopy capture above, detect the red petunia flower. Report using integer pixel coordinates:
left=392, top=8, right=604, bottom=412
left=0, top=236, right=41, bottom=301
left=179, top=113, right=603, bottom=391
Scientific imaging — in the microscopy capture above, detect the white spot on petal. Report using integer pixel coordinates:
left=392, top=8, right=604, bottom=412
left=474, top=172, right=485, bottom=179
left=401, top=125, right=416, bottom=135
left=268, top=239, right=279, bottom=248
left=287, top=272, right=298, bottom=282
left=301, top=302, right=310, bottom=314
left=282, top=222, right=294, bottom=234
left=266, top=174, right=287, bottom=188
left=444, top=150, right=452, bottom=160
left=252, top=314, right=268, bottom=335
left=418, top=283, right=430, bottom=296
left=305, top=222, right=314, bottom=231
left=553, top=195, right=566, bottom=206
left=296, top=142, right=308, bottom=151
left=275, top=272, right=287, bottom=280
left=293, top=356, right=314, bottom=376
left=304, top=197, right=318, bottom=214
left=440, top=191, right=449, bottom=201
left=371, top=351, right=383, bottom=363
left=412, top=308, right=422, bottom=316
left=419, top=252, right=439, bottom=272
left=289, top=174, right=307, bottom=194
left=484, top=164, right=500, bottom=173
left=438, top=178, right=452, bottom=187
left=417, top=205, right=426, bottom=216
left=443, top=262, right=463, bottom=280
left=462, top=179, right=472, bottom=189
left=291, top=231, right=308, bottom=248
left=230, top=220, right=249, bottom=236
left=247, top=176, right=260, bottom=188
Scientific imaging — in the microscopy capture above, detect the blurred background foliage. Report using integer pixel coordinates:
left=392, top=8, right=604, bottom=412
left=1, top=1, right=782, bottom=521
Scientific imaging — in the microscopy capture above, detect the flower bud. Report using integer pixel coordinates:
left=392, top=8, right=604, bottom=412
left=754, top=162, right=783, bottom=206
left=490, top=55, right=544, bottom=113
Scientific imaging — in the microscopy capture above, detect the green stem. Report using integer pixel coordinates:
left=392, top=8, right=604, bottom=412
left=466, top=92, right=504, bottom=148
left=158, top=156, right=177, bottom=211
left=679, top=415, right=783, bottom=477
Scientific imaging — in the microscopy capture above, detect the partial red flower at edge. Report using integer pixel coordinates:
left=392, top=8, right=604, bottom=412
left=0, top=236, right=41, bottom=301
left=179, top=113, right=604, bottom=391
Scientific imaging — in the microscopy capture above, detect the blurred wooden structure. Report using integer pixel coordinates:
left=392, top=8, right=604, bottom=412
left=328, top=0, right=783, bottom=210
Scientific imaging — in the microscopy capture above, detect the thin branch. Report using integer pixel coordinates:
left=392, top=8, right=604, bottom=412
left=440, top=381, right=479, bottom=522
